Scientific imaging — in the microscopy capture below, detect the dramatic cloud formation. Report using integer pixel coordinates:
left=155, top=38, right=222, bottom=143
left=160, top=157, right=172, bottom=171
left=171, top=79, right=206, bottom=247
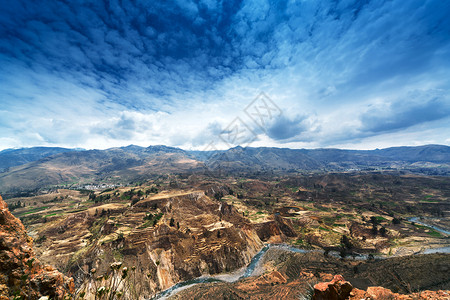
left=360, top=91, right=450, bottom=134
left=1, top=0, right=449, bottom=150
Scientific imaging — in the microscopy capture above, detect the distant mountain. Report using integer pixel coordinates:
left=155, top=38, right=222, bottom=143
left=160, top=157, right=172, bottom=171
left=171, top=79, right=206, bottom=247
left=205, top=146, right=324, bottom=172
left=203, top=145, right=450, bottom=173
left=0, top=147, right=76, bottom=172
left=0, top=145, right=201, bottom=196
left=371, top=145, right=450, bottom=162
left=0, top=144, right=449, bottom=196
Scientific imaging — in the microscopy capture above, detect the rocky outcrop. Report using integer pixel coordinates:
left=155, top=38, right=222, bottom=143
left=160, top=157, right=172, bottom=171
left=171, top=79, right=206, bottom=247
left=350, top=286, right=450, bottom=300
left=173, top=249, right=450, bottom=300
left=313, top=275, right=450, bottom=300
left=254, top=215, right=297, bottom=242
left=0, top=195, right=74, bottom=299
left=312, top=275, right=353, bottom=300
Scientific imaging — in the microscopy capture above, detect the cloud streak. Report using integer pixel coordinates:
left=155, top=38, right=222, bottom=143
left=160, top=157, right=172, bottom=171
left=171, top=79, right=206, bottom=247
left=0, top=0, right=449, bottom=150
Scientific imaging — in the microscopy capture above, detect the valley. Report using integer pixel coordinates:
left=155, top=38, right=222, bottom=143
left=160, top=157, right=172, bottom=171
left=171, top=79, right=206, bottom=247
left=3, top=0, right=450, bottom=298
left=3, top=168, right=449, bottom=299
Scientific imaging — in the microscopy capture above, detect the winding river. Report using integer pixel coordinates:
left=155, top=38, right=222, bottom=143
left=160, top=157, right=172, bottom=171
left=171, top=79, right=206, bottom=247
left=407, top=217, right=450, bottom=235
left=150, top=244, right=305, bottom=300
left=151, top=219, right=449, bottom=299
left=407, top=217, right=450, bottom=254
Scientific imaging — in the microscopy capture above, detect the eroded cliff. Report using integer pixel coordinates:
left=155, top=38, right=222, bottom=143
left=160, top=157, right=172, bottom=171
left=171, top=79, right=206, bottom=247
left=35, top=191, right=284, bottom=297
left=0, top=195, right=74, bottom=299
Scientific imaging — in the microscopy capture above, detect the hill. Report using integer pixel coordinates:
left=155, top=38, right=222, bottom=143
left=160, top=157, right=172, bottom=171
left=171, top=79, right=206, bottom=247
left=0, top=147, right=75, bottom=172
left=0, top=145, right=449, bottom=196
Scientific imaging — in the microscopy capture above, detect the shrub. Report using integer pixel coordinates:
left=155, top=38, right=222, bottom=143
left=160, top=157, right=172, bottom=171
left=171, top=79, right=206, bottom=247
left=214, top=191, right=224, bottom=201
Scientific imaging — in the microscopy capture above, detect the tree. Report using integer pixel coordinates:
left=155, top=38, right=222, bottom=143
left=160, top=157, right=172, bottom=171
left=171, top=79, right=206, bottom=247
left=214, top=191, right=224, bottom=201
left=370, top=216, right=379, bottom=235
left=170, top=217, right=175, bottom=227
left=89, top=192, right=96, bottom=202
left=392, top=217, right=401, bottom=225
left=341, top=235, right=352, bottom=250
left=227, top=187, right=234, bottom=195
left=370, top=216, right=379, bottom=225
left=371, top=224, right=378, bottom=235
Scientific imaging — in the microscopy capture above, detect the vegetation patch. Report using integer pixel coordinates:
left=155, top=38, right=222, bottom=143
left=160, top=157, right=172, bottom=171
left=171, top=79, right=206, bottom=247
left=413, top=223, right=442, bottom=237
left=89, top=216, right=108, bottom=240
left=19, top=206, right=49, bottom=216
left=139, top=212, right=164, bottom=228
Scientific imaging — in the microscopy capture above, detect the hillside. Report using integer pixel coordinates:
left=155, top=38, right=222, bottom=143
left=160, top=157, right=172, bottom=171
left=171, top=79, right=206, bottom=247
left=0, top=146, right=202, bottom=196
left=0, top=145, right=449, bottom=196
left=4, top=172, right=449, bottom=299
left=172, top=249, right=450, bottom=299
left=0, top=147, right=75, bottom=172
left=0, top=195, right=73, bottom=298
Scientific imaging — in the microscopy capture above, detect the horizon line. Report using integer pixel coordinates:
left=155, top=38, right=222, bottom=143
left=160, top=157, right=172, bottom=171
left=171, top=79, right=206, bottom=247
left=1, top=143, right=449, bottom=153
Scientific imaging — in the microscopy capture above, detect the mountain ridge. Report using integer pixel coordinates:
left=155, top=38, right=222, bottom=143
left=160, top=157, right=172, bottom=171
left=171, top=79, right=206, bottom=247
left=0, top=144, right=449, bottom=196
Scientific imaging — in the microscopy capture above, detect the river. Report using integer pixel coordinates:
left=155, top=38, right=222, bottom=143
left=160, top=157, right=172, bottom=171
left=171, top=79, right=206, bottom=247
left=407, top=217, right=450, bottom=235
left=150, top=244, right=307, bottom=300
left=151, top=218, right=449, bottom=299
left=407, top=217, right=450, bottom=254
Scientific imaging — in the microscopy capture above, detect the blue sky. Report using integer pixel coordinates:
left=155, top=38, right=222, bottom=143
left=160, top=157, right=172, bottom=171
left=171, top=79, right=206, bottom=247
left=1, top=0, right=449, bottom=150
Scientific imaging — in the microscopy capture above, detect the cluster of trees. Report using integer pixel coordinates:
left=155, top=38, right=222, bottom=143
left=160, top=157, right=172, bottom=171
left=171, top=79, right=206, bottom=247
left=211, top=186, right=234, bottom=201
left=143, top=212, right=164, bottom=226
left=8, top=200, right=25, bottom=211
left=88, top=187, right=159, bottom=205
left=214, top=191, right=224, bottom=201
left=89, top=192, right=111, bottom=203
left=146, top=186, right=158, bottom=194
left=121, top=189, right=143, bottom=201
left=122, top=187, right=158, bottom=205
left=392, top=217, right=401, bottom=225
left=94, top=208, right=112, bottom=216
left=44, top=195, right=68, bottom=203
left=369, top=216, right=387, bottom=236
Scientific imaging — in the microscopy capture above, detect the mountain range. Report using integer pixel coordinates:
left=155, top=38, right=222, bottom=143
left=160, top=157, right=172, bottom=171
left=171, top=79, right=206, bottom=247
left=0, top=144, right=449, bottom=196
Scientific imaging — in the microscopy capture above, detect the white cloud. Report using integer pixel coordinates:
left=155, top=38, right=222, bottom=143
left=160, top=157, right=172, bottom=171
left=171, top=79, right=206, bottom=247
left=1, top=0, right=449, bottom=150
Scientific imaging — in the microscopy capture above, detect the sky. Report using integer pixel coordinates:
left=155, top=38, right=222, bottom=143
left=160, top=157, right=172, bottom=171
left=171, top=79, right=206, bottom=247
left=1, top=0, right=450, bottom=151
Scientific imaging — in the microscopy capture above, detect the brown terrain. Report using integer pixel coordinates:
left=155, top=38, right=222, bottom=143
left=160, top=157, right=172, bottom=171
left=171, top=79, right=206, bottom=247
left=313, top=274, right=449, bottom=300
left=2, top=172, right=449, bottom=299
left=29, top=189, right=300, bottom=297
left=0, top=195, right=73, bottom=299
left=172, top=248, right=450, bottom=299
